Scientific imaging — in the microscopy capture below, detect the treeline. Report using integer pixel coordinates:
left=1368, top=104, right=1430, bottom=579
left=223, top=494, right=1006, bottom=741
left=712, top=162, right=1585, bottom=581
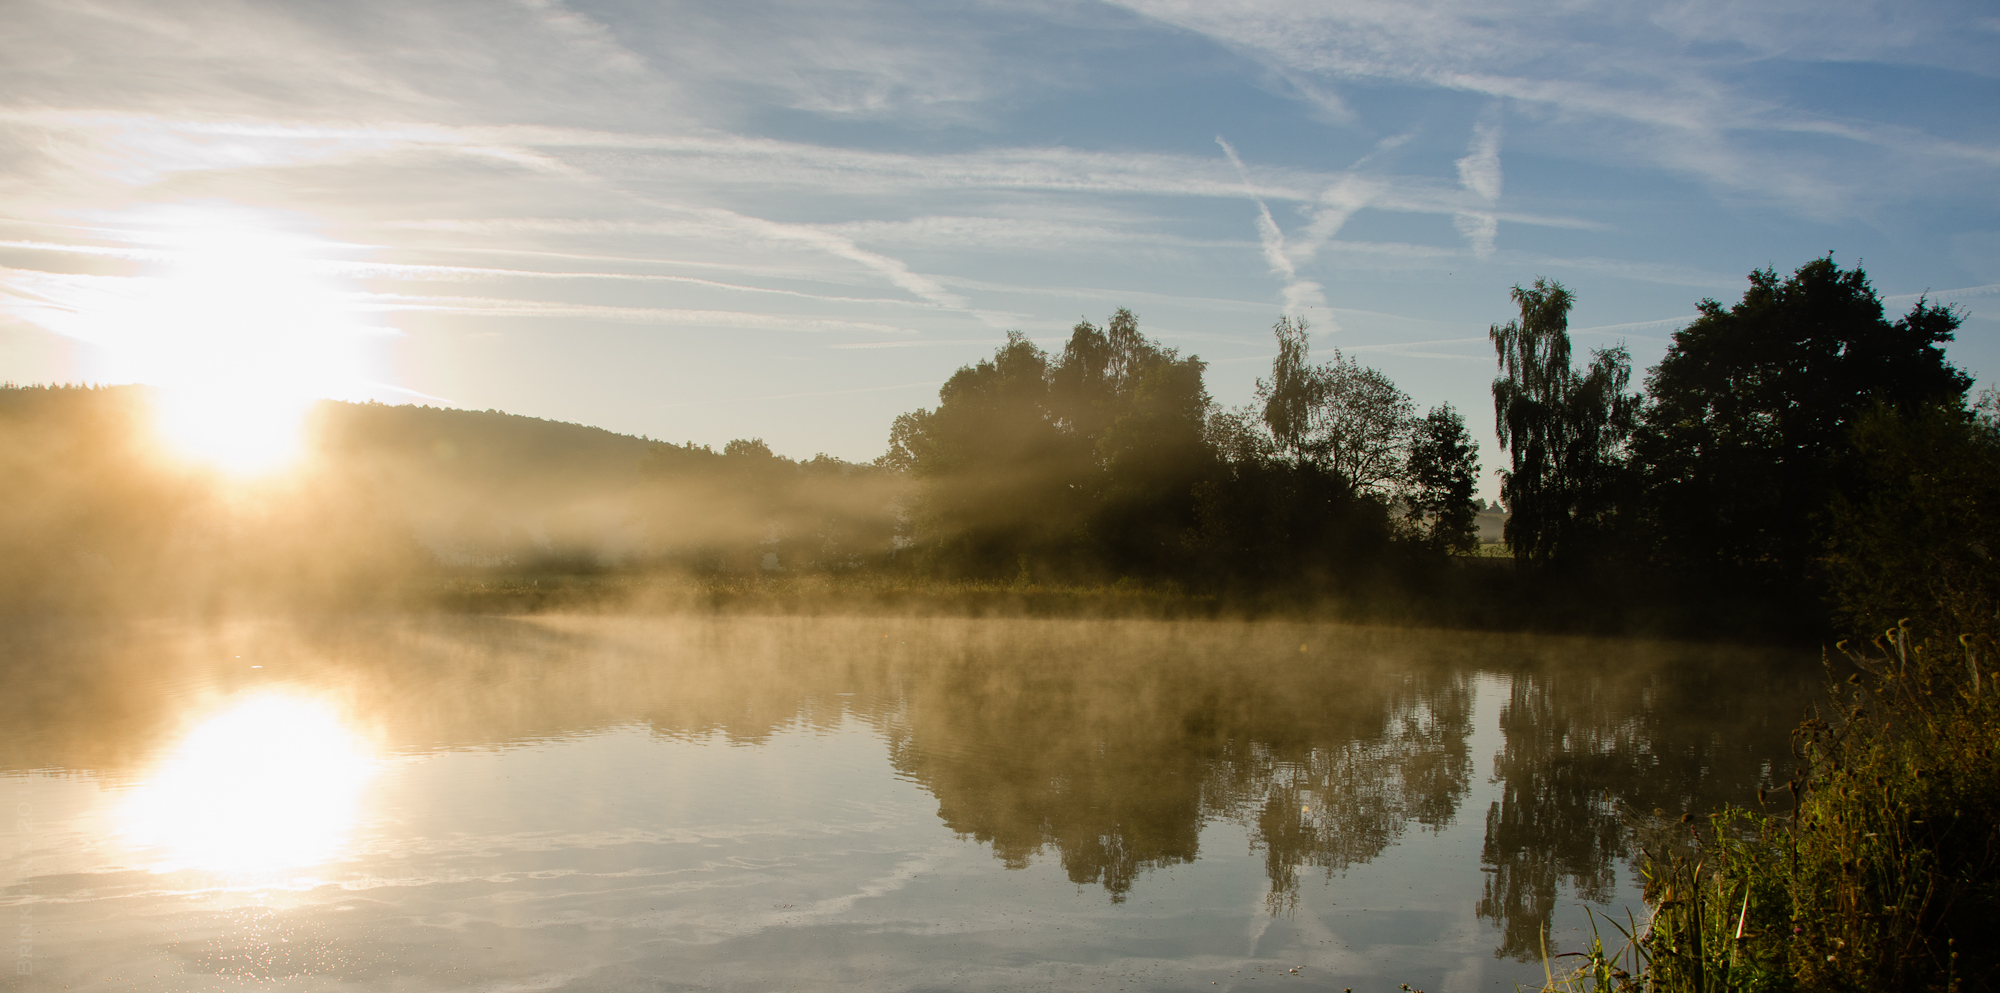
left=879, top=309, right=1479, bottom=598
left=1477, top=258, right=1984, bottom=640
left=2, top=254, right=1990, bottom=635
left=875, top=255, right=1991, bottom=638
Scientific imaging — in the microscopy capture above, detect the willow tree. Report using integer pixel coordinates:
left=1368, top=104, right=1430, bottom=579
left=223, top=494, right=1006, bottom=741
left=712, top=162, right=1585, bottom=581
left=1490, top=279, right=1636, bottom=565
left=1258, top=315, right=1317, bottom=463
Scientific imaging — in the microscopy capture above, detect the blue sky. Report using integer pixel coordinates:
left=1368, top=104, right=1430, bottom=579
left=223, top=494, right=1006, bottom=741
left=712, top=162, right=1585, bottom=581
left=1, top=0, right=1996, bottom=493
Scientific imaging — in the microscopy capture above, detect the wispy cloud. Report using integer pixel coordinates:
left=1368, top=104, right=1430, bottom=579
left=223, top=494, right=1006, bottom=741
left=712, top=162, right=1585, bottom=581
left=0, top=237, right=937, bottom=306
left=822, top=215, right=1246, bottom=252
left=1452, top=121, right=1502, bottom=258
left=2, top=111, right=1580, bottom=221
left=1883, top=283, right=2000, bottom=305
left=359, top=293, right=922, bottom=336
left=1107, top=0, right=2000, bottom=215
left=1566, top=316, right=1692, bottom=341
left=1219, top=135, right=1331, bottom=316
left=2, top=107, right=1596, bottom=339
left=655, top=380, right=941, bottom=409
left=1455, top=122, right=1502, bottom=203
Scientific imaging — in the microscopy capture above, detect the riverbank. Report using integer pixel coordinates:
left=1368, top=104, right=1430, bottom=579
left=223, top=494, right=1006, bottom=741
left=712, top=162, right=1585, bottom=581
left=1548, top=625, right=2000, bottom=993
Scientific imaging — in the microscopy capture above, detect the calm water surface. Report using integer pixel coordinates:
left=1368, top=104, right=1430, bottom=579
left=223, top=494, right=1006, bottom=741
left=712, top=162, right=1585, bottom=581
left=0, top=616, right=1818, bottom=991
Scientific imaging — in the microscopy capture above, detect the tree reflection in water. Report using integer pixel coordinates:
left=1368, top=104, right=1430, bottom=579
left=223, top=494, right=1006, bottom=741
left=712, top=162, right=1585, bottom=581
left=1246, top=676, right=1473, bottom=915
left=878, top=624, right=1480, bottom=905
left=1476, top=651, right=1809, bottom=959
left=0, top=615, right=1811, bottom=957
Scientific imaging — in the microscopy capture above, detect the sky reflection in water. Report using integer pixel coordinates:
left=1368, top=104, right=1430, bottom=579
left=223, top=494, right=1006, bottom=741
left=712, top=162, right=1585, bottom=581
left=0, top=616, right=1815, bottom=991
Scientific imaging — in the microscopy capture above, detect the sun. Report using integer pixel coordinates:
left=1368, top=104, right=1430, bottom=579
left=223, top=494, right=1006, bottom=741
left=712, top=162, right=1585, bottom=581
left=92, top=203, right=382, bottom=475
left=118, top=694, right=378, bottom=875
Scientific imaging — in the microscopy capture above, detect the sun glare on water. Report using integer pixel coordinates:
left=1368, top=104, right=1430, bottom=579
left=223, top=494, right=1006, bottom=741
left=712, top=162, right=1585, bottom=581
left=119, top=695, right=378, bottom=875
left=88, top=203, right=383, bottom=475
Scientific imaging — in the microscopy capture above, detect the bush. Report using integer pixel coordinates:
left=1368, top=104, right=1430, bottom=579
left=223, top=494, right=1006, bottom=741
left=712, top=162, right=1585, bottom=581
left=1824, top=402, right=2000, bottom=643
left=1558, top=625, right=2000, bottom=992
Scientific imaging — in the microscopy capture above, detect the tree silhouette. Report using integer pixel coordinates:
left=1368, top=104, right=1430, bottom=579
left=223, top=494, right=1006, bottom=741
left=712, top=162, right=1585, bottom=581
left=884, top=313, right=1215, bottom=580
left=1405, top=404, right=1481, bottom=554
left=1637, top=258, right=1970, bottom=602
left=1254, top=316, right=1416, bottom=495
left=1490, top=280, right=1637, bottom=566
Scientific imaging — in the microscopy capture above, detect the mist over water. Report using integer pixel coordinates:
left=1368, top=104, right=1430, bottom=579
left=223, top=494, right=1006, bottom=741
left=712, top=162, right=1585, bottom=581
left=0, top=615, right=1816, bottom=991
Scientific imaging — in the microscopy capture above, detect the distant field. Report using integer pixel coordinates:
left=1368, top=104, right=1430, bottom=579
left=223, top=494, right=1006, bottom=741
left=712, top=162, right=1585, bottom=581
left=1476, top=507, right=1507, bottom=547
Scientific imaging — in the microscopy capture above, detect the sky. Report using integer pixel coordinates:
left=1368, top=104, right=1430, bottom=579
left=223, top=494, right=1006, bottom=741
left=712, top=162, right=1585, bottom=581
left=1, top=0, right=1997, bottom=493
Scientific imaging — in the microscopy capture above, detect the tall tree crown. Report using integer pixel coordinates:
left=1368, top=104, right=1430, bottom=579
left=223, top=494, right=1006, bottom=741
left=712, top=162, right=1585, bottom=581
left=1489, top=279, right=1636, bottom=564
left=1636, top=256, right=1970, bottom=592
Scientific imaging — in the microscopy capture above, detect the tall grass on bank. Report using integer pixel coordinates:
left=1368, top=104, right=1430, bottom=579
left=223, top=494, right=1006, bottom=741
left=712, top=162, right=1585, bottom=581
left=1545, top=624, right=2000, bottom=993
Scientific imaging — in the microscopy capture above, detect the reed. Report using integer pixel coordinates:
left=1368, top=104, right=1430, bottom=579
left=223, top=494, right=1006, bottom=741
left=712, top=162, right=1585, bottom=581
left=1540, top=623, right=2000, bottom=993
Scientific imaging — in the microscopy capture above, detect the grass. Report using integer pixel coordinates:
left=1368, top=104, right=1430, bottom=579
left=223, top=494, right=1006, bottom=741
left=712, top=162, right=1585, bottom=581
left=1536, top=623, right=2000, bottom=993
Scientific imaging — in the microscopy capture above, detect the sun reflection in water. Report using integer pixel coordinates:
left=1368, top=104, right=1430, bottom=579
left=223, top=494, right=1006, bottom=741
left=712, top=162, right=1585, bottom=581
left=120, top=694, right=376, bottom=874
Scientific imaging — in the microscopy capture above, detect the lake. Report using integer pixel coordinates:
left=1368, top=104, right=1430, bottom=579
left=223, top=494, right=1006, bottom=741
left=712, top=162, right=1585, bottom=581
left=0, top=615, right=1819, bottom=991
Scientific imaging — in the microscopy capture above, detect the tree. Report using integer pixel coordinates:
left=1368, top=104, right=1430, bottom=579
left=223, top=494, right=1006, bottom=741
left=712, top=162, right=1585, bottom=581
left=1182, top=316, right=1418, bottom=597
left=1058, top=310, right=1216, bottom=576
left=1094, top=346, right=1215, bottom=575
left=722, top=437, right=774, bottom=459
left=1254, top=316, right=1416, bottom=495
left=1049, top=308, right=1154, bottom=448
left=1636, top=257, right=1970, bottom=596
left=1259, top=316, right=1317, bottom=463
left=1490, top=279, right=1637, bottom=565
left=883, top=330, right=1077, bottom=576
left=883, top=313, right=1217, bottom=580
left=1404, top=405, right=1480, bottom=554
left=1316, top=355, right=1417, bottom=495
left=1822, top=399, right=2000, bottom=640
